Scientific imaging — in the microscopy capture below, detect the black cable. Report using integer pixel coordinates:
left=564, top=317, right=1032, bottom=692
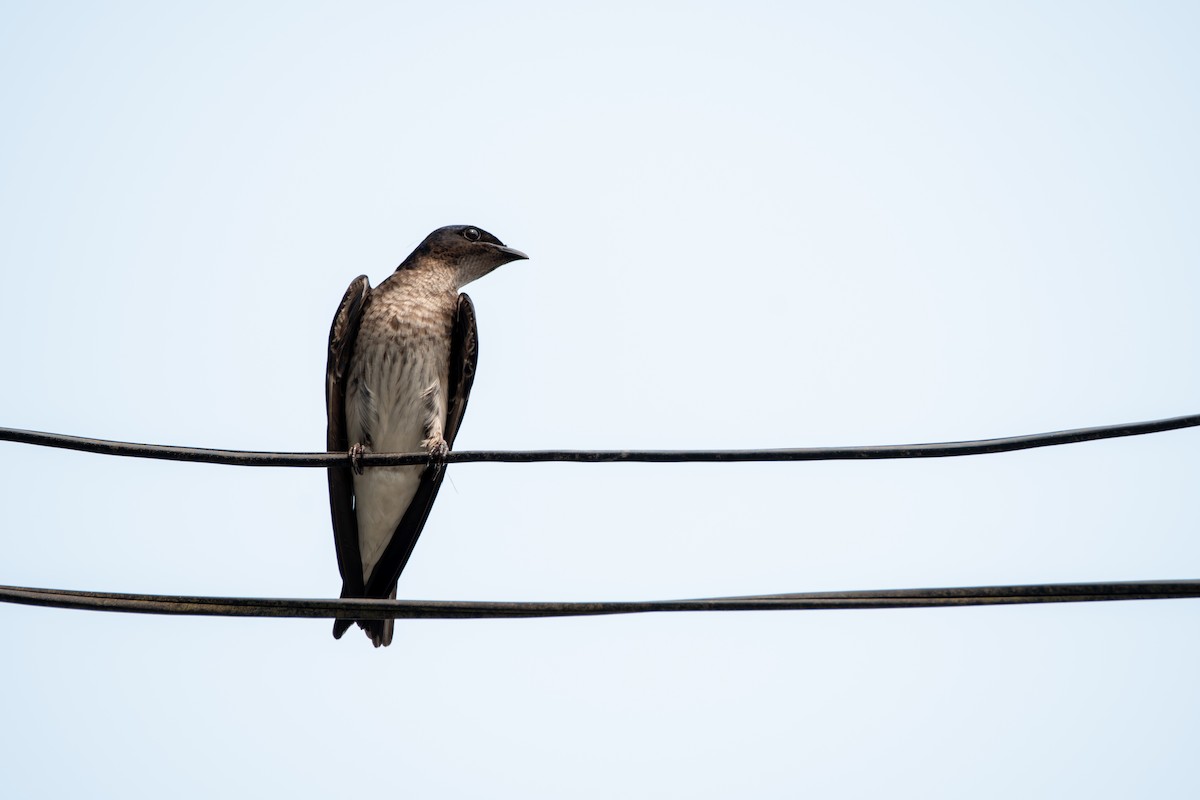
left=1, top=412, right=1197, bottom=468
left=2, top=580, right=1198, bottom=619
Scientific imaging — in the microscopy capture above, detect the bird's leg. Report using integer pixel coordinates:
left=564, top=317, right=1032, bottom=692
left=419, top=382, right=448, bottom=467
left=425, top=437, right=449, bottom=466
left=349, top=442, right=366, bottom=475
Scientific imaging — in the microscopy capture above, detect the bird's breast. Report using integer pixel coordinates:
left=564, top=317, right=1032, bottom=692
left=346, top=288, right=456, bottom=453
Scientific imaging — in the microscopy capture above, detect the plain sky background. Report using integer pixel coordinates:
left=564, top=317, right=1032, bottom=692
left=2, top=2, right=1199, bottom=797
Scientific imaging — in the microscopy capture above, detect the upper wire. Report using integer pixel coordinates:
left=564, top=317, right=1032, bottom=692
left=1, top=412, right=1197, bottom=468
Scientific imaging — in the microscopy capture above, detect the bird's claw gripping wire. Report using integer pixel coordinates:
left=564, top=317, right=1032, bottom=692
left=349, top=443, right=366, bottom=475
left=424, top=437, right=449, bottom=469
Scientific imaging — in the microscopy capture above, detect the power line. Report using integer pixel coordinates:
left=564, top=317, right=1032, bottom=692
left=2, top=580, right=1198, bottom=619
left=1, top=411, right=1197, bottom=468
left=3, top=415, right=1196, bottom=626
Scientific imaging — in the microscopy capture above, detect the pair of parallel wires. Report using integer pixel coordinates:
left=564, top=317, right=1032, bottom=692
left=1, top=412, right=1197, bottom=622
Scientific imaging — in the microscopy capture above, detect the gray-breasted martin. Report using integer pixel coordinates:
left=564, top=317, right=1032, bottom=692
left=326, top=225, right=526, bottom=646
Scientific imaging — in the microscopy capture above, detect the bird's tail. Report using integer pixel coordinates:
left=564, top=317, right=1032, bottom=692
left=331, top=585, right=395, bottom=647
left=332, top=617, right=354, bottom=639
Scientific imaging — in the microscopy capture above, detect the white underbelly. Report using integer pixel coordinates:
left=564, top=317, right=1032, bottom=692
left=354, top=464, right=423, bottom=581
left=347, top=347, right=445, bottom=582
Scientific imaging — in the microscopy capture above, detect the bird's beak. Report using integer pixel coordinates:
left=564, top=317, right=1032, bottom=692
left=492, top=244, right=529, bottom=261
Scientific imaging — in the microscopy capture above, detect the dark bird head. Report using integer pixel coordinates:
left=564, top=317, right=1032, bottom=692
left=399, top=225, right=528, bottom=288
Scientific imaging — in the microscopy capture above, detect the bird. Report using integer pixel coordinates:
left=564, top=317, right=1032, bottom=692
left=325, top=225, right=527, bottom=646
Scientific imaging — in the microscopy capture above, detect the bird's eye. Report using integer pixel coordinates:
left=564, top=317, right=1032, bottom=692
left=463, top=228, right=481, bottom=242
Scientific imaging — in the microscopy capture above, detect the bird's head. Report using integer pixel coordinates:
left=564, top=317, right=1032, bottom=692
left=400, top=225, right=528, bottom=288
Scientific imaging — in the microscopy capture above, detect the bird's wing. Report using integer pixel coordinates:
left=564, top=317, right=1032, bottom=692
left=326, top=275, right=371, bottom=600
left=445, top=293, right=479, bottom=445
left=360, top=293, right=479, bottom=601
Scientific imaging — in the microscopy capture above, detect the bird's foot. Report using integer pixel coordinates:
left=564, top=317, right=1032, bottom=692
left=349, top=442, right=366, bottom=475
left=422, top=435, right=449, bottom=467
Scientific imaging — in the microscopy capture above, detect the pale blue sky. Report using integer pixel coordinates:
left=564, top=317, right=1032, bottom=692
left=2, top=2, right=1199, bottom=797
